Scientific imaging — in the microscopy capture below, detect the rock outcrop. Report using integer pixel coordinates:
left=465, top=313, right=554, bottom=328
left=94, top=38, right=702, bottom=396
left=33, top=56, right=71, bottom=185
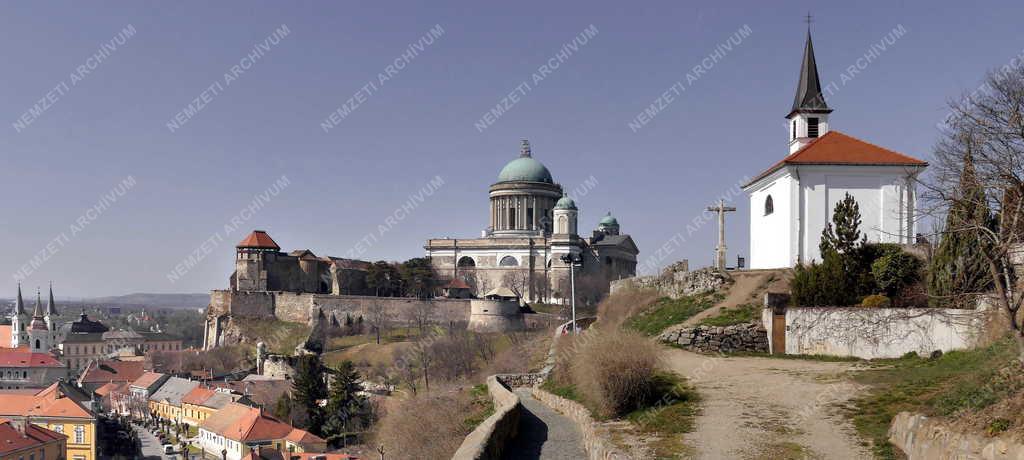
left=611, top=267, right=732, bottom=299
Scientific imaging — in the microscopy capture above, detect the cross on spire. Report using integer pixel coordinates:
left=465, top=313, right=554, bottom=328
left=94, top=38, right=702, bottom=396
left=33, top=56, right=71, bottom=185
left=804, top=12, right=813, bottom=28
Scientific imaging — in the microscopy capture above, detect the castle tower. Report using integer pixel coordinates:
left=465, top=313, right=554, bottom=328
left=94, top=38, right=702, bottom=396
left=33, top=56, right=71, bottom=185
left=786, top=29, right=832, bottom=154
left=28, top=289, right=50, bottom=353
left=11, top=284, right=29, bottom=348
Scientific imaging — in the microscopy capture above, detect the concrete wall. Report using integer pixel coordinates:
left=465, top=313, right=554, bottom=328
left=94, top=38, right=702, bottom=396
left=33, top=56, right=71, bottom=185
left=889, top=412, right=1024, bottom=459
left=451, top=375, right=522, bottom=460
left=763, top=301, right=996, bottom=359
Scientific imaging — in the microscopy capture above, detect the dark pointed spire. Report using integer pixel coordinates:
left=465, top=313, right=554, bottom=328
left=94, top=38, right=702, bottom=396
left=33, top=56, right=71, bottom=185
left=788, top=29, right=832, bottom=117
left=46, top=282, right=57, bottom=316
left=32, top=288, right=44, bottom=318
left=15, top=283, right=25, bottom=316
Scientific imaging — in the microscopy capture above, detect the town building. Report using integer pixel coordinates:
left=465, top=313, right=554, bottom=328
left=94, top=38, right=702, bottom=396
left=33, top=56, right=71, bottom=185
left=424, top=140, right=639, bottom=303
left=59, top=322, right=182, bottom=371
left=196, top=403, right=324, bottom=460
left=181, top=386, right=241, bottom=429
left=148, top=376, right=199, bottom=425
left=0, top=419, right=67, bottom=460
left=124, top=371, right=169, bottom=419
left=76, top=359, right=145, bottom=394
left=743, top=30, right=928, bottom=269
left=0, top=382, right=98, bottom=460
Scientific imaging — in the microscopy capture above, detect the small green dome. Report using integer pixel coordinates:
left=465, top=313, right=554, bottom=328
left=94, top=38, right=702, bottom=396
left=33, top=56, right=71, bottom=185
left=554, top=196, right=577, bottom=210
left=497, top=157, right=553, bottom=184
left=599, top=213, right=619, bottom=226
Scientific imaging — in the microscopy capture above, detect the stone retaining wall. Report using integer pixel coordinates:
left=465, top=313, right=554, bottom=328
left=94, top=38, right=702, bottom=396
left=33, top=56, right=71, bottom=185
left=889, top=412, right=1024, bottom=459
left=451, top=375, right=522, bottom=460
left=659, top=322, right=769, bottom=353
left=531, top=388, right=632, bottom=460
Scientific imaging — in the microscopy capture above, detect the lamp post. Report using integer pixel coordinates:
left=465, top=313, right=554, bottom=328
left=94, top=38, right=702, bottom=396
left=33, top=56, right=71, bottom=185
left=560, top=253, right=582, bottom=335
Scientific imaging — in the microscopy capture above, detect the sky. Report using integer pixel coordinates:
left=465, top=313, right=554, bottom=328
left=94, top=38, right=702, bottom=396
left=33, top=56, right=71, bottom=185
left=1, top=1, right=1022, bottom=298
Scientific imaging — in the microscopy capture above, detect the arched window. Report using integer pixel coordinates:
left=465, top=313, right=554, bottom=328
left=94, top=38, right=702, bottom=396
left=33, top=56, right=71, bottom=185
left=764, top=195, right=774, bottom=216
left=35, top=339, right=40, bottom=350
left=457, top=256, right=476, bottom=268
left=499, top=256, right=519, bottom=267
left=557, top=215, right=567, bottom=234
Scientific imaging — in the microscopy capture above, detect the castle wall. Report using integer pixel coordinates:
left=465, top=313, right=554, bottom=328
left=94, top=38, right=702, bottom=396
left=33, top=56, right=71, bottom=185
left=309, top=294, right=471, bottom=325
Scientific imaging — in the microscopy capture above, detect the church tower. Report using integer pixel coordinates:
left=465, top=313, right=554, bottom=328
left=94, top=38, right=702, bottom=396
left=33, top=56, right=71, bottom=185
left=552, top=195, right=578, bottom=236
left=28, top=289, right=50, bottom=353
left=11, top=284, right=29, bottom=348
left=786, top=29, right=832, bottom=153
left=44, top=282, right=58, bottom=343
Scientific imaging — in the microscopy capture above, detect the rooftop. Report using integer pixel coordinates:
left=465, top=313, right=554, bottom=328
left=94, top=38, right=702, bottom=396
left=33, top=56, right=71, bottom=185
left=78, top=360, right=145, bottom=384
left=0, top=420, right=66, bottom=455
left=0, top=349, right=64, bottom=368
left=237, top=230, right=281, bottom=250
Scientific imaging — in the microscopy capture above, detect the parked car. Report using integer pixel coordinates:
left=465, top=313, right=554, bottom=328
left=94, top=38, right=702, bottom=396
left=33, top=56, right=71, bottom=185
left=163, top=445, right=175, bottom=455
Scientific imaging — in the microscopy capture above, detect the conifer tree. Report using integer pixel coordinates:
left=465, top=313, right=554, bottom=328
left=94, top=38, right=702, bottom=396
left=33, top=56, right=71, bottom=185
left=928, top=150, right=994, bottom=306
left=291, top=354, right=327, bottom=432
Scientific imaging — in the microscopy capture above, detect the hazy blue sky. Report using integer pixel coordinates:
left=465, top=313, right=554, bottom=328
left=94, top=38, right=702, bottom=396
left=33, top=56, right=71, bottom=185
left=2, top=1, right=1022, bottom=297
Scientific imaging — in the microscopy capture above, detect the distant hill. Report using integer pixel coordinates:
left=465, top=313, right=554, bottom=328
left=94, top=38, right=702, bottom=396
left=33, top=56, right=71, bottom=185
left=86, top=293, right=209, bottom=309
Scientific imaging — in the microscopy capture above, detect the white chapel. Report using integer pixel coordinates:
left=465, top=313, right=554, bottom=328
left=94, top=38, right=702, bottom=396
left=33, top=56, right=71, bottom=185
left=743, top=30, right=928, bottom=269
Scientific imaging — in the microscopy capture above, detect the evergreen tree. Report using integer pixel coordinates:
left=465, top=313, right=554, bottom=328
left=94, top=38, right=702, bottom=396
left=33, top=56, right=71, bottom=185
left=291, top=354, right=327, bottom=432
left=820, top=193, right=866, bottom=257
left=928, top=151, right=995, bottom=306
left=322, top=361, right=371, bottom=442
left=398, top=257, right=437, bottom=298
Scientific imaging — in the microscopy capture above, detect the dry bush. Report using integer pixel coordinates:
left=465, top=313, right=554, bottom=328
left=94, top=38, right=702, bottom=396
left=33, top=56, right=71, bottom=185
left=569, top=328, right=661, bottom=418
left=595, top=288, right=661, bottom=330
left=374, top=390, right=473, bottom=459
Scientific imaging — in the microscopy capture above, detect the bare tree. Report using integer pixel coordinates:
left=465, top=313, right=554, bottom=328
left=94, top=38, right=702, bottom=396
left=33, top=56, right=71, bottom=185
left=501, top=269, right=530, bottom=300
left=923, top=66, right=1024, bottom=358
left=366, top=301, right=388, bottom=345
left=406, top=302, right=435, bottom=337
left=411, top=340, right=434, bottom=391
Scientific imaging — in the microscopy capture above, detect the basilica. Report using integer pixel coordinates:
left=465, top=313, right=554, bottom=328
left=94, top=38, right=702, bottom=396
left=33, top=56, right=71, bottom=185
left=425, top=140, right=638, bottom=304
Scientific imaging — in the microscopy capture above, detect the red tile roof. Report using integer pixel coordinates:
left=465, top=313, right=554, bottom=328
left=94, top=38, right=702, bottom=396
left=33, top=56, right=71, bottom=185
left=94, top=382, right=129, bottom=397
left=0, top=383, right=94, bottom=419
left=0, top=349, right=63, bottom=368
left=0, top=420, right=66, bottom=455
left=0, top=326, right=11, bottom=347
left=131, top=371, right=166, bottom=390
left=284, top=428, right=326, bottom=446
left=79, top=360, right=145, bottom=383
left=445, top=278, right=471, bottom=290
left=199, top=403, right=293, bottom=442
left=746, top=131, right=928, bottom=187
left=237, top=230, right=281, bottom=250
left=181, top=387, right=215, bottom=406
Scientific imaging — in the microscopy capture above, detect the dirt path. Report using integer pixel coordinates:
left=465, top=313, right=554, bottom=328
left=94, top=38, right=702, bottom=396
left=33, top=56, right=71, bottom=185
left=662, top=348, right=869, bottom=459
left=683, top=270, right=784, bottom=327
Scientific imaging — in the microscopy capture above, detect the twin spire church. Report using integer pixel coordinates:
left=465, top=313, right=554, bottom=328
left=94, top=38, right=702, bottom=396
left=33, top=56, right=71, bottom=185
left=743, top=30, right=928, bottom=268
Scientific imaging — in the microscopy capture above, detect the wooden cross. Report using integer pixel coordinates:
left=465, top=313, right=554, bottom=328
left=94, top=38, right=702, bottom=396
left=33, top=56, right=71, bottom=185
left=706, top=199, right=737, bottom=270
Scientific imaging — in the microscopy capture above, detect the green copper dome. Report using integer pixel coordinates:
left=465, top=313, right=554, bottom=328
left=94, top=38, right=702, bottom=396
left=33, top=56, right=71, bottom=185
left=599, top=213, right=619, bottom=226
left=498, top=157, right=553, bottom=184
left=554, top=195, right=577, bottom=210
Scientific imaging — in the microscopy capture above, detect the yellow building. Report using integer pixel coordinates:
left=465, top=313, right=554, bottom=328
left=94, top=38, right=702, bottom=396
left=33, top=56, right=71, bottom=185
left=181, top=387, right=238, bottom=429
left=0, top=420, right=66, bottom=460
left=147, top=376, right=199, bottom=425
left=0, top=382, right=97, bottom=460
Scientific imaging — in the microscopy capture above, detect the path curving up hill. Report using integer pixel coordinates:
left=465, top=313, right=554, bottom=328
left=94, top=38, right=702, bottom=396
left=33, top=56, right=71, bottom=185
left=663, top=348, right=870, bottom=459
left=501, top=389, right=586, bottom=460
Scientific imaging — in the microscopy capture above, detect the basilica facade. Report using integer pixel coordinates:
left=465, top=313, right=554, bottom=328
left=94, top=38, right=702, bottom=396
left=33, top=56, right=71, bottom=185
left=425, top=140, right=638, bottom=304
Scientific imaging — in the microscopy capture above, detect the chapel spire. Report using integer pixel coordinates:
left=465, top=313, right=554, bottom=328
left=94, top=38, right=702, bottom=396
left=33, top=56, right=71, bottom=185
left=786, top=21, right=833, bottom=153
left=33, top=288, right=44, bottom=318
left=15, top=283, right=25, bottom=316
left=789, top=28, right=831, bottom=117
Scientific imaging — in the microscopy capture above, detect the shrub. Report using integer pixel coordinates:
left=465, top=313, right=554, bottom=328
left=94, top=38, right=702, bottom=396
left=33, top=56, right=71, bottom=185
left=860, top=294, right=891, bottom=308
left=374, top=391, right=475, bottom=459
left=871, top=250, right=923, bottom=302
left=570, top=329, right=660, bottom=418
left=791, top=254, right=857, bottom=306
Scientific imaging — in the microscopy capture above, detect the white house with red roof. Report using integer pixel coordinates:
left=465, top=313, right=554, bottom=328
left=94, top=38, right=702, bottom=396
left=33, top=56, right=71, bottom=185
left=743, top=30, right=928, bottom=269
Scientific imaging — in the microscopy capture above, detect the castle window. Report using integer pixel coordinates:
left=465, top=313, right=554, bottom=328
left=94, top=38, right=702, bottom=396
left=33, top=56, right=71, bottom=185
left=807, top=117, right=819, bottom=137
left=457, top=256, right=476, bottom=268
left=34, top=339, right=40, bottom=350
left=499, top=256, right=519, bottom=267
left=764, top=195, right=774, bottom=215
